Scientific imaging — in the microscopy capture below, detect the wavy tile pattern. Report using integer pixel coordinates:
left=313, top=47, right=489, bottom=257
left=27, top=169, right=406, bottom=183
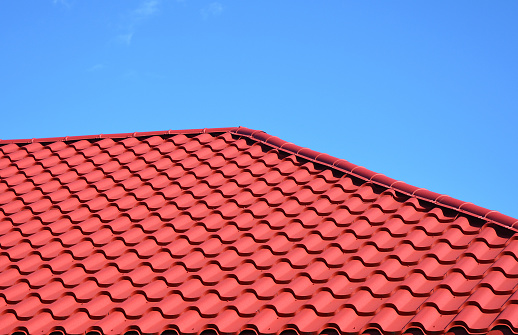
left=0, top=130, right=517, bottom=335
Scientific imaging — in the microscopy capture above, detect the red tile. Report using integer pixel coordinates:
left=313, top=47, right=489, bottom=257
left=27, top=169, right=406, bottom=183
left=0, top=268, right=21, bottom=288
left=361, top=273, right=398, bottom=297
left=465, top=240, right=503, bottom=263
left=3, top=282, right=30, bottom=303
left=23, top=311, right=56, bottom=334
left=0, top=128, right=516, bottom=335
left=410, top=306, right=456, bottom=333
left=439, top=271, right=478, bottom=295
left=452, top=256, right=493, bottom=279
left=465, top=286, right=510, bottom=312
left=452, top=305, right=499, bottom=332
left=248, top=308, right=288, bottom=334
left=425, top=287, right=466, bottom=312
left=328, top=307, right=371, bottom=333
left=10, top=295, right=41, bottom=318
left=369, top=307, right=414, bottom=333
left=306, top=290, right=343, bottom=315
left=480, top=270, right=517, bottom=294
left=333, top=233, right=362, bottom=252
left=268, top=291, right=303, bottom=316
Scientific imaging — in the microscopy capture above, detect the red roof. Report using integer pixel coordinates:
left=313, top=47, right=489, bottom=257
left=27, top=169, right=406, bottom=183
left=0, top=127, right=517, bottom=335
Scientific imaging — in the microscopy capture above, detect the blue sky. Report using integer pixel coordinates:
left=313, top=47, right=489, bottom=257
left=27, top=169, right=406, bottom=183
left=1, top=1, right=517, bottom=219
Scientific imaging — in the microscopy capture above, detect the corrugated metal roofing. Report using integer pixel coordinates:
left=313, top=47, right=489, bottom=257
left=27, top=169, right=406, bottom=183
left=0, top=127, right=517, bottom=335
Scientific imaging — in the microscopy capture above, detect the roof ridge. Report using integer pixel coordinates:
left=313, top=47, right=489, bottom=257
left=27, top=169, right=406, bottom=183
left=231, top=126, right=518, bottom=232
left=2, top=125, right=516, bottom=232
left=0, top=127, right=237, bottom=144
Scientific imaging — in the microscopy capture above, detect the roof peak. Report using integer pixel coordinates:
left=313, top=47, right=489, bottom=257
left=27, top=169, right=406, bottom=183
left=1, top=126, right=516, bottom=231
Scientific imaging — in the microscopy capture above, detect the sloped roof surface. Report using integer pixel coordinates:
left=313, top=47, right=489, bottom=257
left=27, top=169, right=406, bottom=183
left=0, top=127, right=517, bottom=335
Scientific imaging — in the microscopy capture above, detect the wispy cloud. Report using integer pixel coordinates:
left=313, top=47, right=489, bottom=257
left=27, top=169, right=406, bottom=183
left=121, top=70, right=166, bottom=80
left=123, top=70, right=139, bottom=80
left=52, top=0, right=72, bottom=8
left=117, top=0, right=160, bottom=45
left=201, top=2, right=223, bottom=19
left=86, top=64, right=104, bottom=72
left=133, top=0, right=160, bottom=18
left=118, top=33, right=134, bottom=46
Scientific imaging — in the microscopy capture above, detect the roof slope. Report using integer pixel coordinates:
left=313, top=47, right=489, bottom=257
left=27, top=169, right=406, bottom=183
left=0, top=127, right=517, bottom=335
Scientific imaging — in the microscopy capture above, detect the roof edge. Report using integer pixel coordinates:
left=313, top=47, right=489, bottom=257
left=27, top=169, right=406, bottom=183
left=2, top=126, right=516, bottom=232
left=0, top=127, right=237, bottom=144
left=231, top=126, right=518, bottom=232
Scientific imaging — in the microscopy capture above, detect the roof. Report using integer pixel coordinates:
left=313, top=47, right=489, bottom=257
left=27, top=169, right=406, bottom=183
left=0, top=126, right=517, bottom=335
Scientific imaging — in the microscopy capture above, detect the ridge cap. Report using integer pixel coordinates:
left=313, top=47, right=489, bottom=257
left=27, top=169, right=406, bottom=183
left=0, top=127, right=239, bottom=145
left=2, top=125, right=515, bottom=232
left=231, top=127, right=518, bottom=233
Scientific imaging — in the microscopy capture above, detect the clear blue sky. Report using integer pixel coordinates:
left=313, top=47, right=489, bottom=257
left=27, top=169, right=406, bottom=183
left=1, top=1, right=517, bottom=219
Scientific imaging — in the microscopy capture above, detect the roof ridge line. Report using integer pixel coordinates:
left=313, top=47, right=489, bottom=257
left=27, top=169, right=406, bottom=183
left=0, top=127, right=238, bottom=145
left=231, top=126, right=518, bottom=232
left=2, top=125, right=515, bottom=232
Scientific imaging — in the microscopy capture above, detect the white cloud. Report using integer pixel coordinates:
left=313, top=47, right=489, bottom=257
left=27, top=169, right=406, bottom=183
left=201, top=2, right=223, bottom=19
left=118, top=33, right=134, bottom=46
left=53, top=0, right=72, bottom=7
left=87, top=64, right=104, bottom=72
left=117, top=0, right=160, bottom=45
left=123, top=70, right=139, bottom=80
left=133, top=0, right=159, bottom=20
